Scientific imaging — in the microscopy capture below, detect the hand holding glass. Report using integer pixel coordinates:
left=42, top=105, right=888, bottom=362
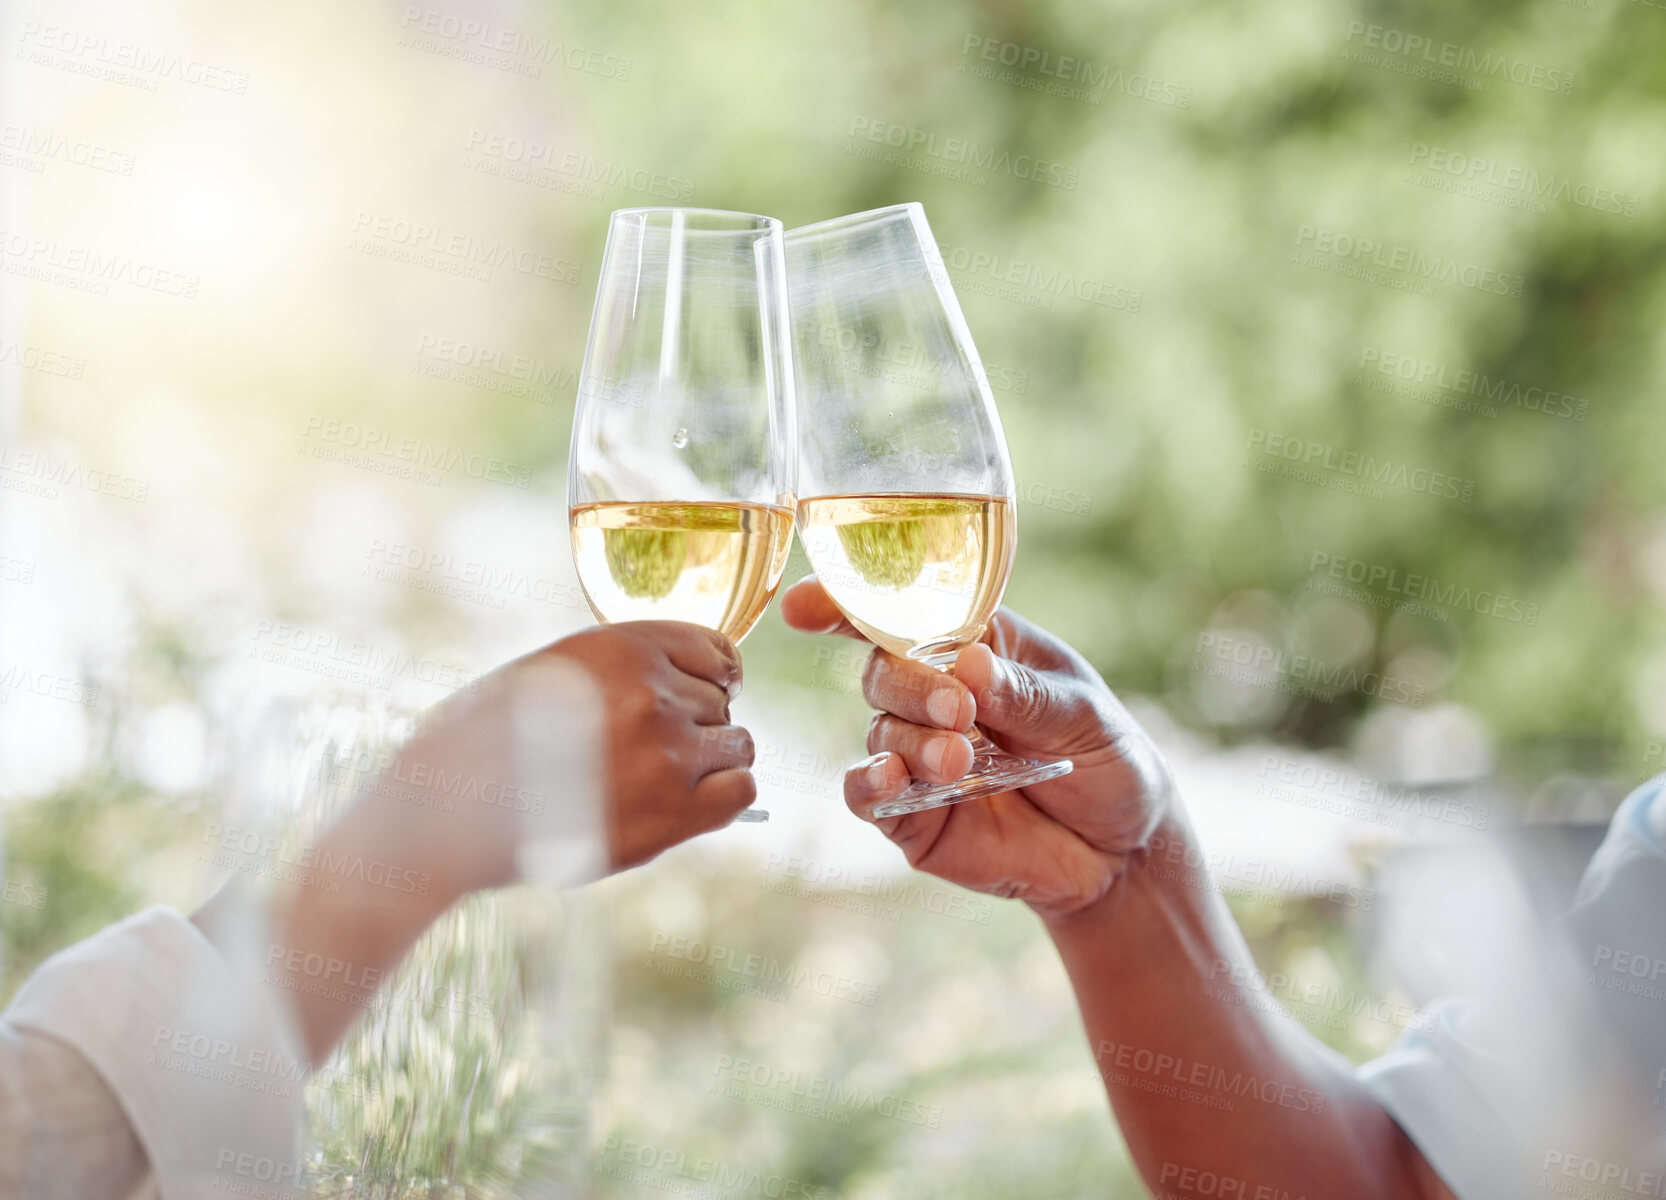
left=784, top=203, right=1073, bottom=817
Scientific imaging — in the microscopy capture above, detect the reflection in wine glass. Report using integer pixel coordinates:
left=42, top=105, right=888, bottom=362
left=785, top=202, right=1073, bottom=818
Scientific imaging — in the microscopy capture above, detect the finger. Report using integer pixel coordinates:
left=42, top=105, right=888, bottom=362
left=692, top=767, right=757, bottom=827
left=669, top=674, right=732, bottom=726
left=843, top=753, right=955, bottom=857
left=954, top=642, right=1066, bottom=737
left=780, top=577, right=868, bottom=641
left=863, top=651, right=974, bottom=732
left=632, top=621, right=743, bottom=696
left=692, top=724, right=755, bottom=776
left=867, top=713, right=973, bottom=784
left=843, top=750, right=910, bottom=821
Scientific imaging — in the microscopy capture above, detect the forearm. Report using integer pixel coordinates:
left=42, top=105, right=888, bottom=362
left=1044, top=808, right=1431, bottom=1200
left=245, top=804, right=456, bottom=1065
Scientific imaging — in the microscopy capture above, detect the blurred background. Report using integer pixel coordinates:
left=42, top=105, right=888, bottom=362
left=2, top=0, right=1664, bottom=1194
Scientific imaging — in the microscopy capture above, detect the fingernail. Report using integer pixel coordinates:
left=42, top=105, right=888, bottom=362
left=925, top=686, right=960, bottom=729
left=922, top=737, right=947, bottom=776
left=865, top=754, right=891, bottom=787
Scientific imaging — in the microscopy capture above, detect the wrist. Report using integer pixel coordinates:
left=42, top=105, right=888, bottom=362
left=1038, top=810, right=1202, bottom=942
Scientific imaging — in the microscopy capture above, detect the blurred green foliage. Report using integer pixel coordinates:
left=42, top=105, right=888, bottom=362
left=5, top=0, right=1666, bottom=1195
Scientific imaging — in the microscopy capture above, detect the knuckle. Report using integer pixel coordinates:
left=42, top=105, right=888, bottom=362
left=623, top=682, right=659, bottom=721
left=1006, top=673, right=1046, bottom=723
left=1001, top=671, right=1046, bottom=724
left=649, top=687, right=680, bottom=721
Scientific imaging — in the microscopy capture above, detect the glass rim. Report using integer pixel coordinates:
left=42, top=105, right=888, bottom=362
left=610, top=207, right=782, bottom=235
left=784, top=201, right=927, bottom=243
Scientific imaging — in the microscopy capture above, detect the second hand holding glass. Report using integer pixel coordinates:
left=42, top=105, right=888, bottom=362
left=785, top=203, right=1073, bottom=818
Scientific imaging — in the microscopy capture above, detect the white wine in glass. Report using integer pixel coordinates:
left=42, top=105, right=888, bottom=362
left=785, top=203, right=1071, bottom=818
left=794, top=493, right=1013, bottom=663
left=569, top=500, right=794, bottom=643
left=569, top=208, right=798, bottom=820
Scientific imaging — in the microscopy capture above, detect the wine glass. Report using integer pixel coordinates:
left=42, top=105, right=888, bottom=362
left=568, top=208, right=797, bottom=823
left=784, top=202, right=1072, bottom=818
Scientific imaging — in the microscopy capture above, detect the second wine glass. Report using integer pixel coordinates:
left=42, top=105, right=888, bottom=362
left=784, top=202, right=1073, bottom=818
left=568, top=207, right=797, bottom=822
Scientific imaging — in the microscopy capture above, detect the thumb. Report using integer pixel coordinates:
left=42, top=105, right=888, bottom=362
left=954, top=643, right=1065, bottom=737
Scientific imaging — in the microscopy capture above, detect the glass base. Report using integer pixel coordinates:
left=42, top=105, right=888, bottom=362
left=732, top=807, right=770, bottom=823
left=872, top=745, right=1074, bottom=819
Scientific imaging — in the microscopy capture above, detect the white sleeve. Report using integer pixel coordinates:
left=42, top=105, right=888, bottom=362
left=3, top=906, right=307, bottom=1200
left=1360, top=777, right=1666, bottom=1200
left=0, top=1019, right=150, bottom=1200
